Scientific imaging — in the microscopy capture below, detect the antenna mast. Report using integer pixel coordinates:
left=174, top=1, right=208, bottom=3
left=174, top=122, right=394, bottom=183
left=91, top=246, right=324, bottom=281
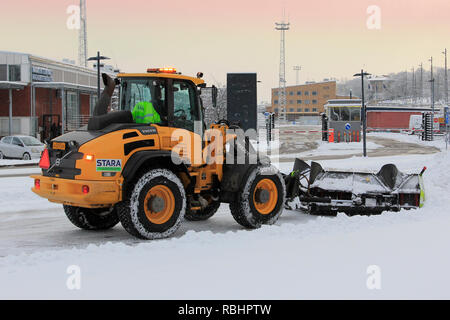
left=275, top=13, right=290, bottom=122
left=78, top=0, right=88, bottom=67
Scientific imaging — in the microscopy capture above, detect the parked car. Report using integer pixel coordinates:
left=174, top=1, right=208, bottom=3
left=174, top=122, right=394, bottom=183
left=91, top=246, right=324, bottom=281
left=0, top=135, right=45, bottom=160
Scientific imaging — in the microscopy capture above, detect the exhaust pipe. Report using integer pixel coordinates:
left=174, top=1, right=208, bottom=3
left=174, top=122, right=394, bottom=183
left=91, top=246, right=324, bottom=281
left=92, top=73, right=119, bottom=116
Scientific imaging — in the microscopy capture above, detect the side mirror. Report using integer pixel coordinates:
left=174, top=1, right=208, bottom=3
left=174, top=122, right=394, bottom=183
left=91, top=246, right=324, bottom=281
left=19, top=143, right=25, bottom=148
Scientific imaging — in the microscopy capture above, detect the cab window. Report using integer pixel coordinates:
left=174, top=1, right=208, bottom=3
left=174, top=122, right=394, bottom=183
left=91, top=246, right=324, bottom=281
left=173, top=80, right=200, bottom=132
left=120, top=78, right=167, bottom=123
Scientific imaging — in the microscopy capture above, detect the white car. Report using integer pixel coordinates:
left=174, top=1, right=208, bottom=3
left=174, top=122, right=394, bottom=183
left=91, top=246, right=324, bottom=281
left=0, top=135, right=45, bottom=160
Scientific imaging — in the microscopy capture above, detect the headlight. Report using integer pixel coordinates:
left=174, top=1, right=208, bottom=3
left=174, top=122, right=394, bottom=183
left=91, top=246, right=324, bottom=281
left=31, top=148, right=39, bottom=153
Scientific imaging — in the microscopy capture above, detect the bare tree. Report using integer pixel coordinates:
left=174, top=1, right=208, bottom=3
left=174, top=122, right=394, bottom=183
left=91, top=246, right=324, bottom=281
left=201, top=85, right=227, bottom=127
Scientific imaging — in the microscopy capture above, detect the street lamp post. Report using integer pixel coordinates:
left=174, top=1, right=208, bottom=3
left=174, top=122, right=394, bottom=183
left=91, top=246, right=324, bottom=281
left=87, top=51, right=110, bottom=99
left=429, top=57, right=435, bottom=141
left=354, top=69, right=371, bottom=157
left=443, top=48, right=448, bottom=105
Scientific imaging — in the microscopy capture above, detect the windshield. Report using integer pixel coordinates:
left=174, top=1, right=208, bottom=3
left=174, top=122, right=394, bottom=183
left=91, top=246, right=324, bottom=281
left=20, top=136, right=43, bottom=146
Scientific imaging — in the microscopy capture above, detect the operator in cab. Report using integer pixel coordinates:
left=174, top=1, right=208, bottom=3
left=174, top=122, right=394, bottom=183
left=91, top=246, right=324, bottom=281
left=129, top=79, right=166, bottom=125
left=131, top=101, right=161, bottom=124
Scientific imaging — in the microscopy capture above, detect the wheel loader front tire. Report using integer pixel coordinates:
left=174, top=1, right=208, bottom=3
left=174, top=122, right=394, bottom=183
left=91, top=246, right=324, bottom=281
left=230, top=166, right=285, bottom=229
left=117, top=168, right=186, bottom=240
left=63, top=205, right=120, bottom=230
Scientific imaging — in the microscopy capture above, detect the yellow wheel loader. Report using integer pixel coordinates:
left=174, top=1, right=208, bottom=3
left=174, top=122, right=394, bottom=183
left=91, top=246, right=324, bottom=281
left=31, top=68, right=285, bottom=239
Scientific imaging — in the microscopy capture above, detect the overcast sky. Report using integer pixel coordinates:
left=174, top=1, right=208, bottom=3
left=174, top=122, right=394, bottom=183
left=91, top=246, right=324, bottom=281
left=1, top=0, right=450, bottom=102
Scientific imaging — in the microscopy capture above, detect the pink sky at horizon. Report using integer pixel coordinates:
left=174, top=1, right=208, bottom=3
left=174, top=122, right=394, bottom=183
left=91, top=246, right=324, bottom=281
left=1, top=0, right=450, bottom=101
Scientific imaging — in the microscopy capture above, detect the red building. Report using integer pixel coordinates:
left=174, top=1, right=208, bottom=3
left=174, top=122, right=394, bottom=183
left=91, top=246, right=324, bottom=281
left=367, top=106, right=435, bottom=129
left=0, top=51, right=115, bottom=141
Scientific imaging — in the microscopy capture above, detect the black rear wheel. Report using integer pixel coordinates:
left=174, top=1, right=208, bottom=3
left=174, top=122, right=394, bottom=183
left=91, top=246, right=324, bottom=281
left=117, top=168, right=186, bottom=240
left=63, top=205, right=119, bottom=230
left=230, top=166, right=285, bottom=229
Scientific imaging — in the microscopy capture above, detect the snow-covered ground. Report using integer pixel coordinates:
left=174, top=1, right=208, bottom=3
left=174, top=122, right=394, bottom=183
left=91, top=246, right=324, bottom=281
left=0, top=159, right=39, bottom=167
left=0, top=133, right=449, bottom=299
left=296, top=140, right=382, bottom=157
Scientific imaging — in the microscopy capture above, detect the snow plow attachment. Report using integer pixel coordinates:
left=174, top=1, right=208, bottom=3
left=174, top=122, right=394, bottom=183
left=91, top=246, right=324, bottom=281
left=284, top=159, right=426, bottom=216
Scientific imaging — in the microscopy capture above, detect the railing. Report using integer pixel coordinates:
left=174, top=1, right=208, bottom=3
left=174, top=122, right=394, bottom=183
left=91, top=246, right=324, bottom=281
left=65, top=115, right=91, bottom=132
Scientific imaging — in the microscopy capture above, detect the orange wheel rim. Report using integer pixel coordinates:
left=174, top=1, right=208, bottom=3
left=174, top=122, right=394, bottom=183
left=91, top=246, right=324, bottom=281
left=144, top=185, right=175, bottom=225
left=253, top=179, right=278, bottom=215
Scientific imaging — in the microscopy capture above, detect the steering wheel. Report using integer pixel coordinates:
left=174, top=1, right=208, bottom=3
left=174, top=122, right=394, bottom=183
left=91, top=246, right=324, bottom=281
left=174, top=109, right=187, bottom=118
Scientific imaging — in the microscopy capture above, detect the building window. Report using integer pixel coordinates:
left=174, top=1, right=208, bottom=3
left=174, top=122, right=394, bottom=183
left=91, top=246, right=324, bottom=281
left=305, top=108, right=310, bottom=112
left=289, top=91, right=294, bottom=96
left=274, top=100, right=278, bottom=104
left=274, top=91, right=278, bottom=95
left=275, top=108, right=279, bottom=113
left=304, top=91, right=309, bottom=96
left=8, top=65, right=21, bottom=81
left=305, top=100, right=310, bottom=105
left=312, top=100, right=317, bottom=104
left=289, top=100, right=294, bottom=105
left=297, top=108, right=302, bottom=112
left=297, top=91, right=302, bottom=95
left=297, top=100, right=302, bottom=104
left=90, top=95, right=98, bottom=115
left=66, top=92, right=80, bottom=130
left=312, top=108, right=317, bottom=112
left=0, top=65, right=7, bottom=81
left=312, top=91, right=317, bottom=96
left=289, top=108, right=294, bottom=112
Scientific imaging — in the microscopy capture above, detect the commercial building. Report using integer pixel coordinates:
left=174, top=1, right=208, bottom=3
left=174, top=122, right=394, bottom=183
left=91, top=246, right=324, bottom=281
left=267, top=81, right=338, bottom=121
left=0, top=51, right=115, bottom=141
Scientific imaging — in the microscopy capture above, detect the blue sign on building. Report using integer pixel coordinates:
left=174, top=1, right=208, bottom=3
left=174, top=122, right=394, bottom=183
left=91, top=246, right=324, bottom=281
left=345, top=123, right=351, bottom=131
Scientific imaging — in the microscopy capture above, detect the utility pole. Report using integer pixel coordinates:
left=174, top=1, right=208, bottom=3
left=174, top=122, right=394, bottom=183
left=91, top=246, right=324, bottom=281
left=443, top=48, right=448, bottom=105
left=412, top=67, right=416, bottom=103
left=419, top=63, right=423, bottom=103
left=405, top=69, right=408, bottom=99
left=354, top=70, right=371, bottom=157
left=88, top=51, right=110, bottom=99
left=293, top=66, right=301, bottom=85
left=275, top=17, right=290, bottom=122
left=429, top=56, right=435, bottom=141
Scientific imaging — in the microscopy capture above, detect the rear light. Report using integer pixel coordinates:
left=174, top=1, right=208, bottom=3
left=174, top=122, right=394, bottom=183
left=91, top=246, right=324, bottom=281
left=39, top=149, right=50, bottom=170
left=82, top=185, right=90, bottom=194
left=84, top=154, right=94, bottom=161
left=34, top=179, right=40, bottom=190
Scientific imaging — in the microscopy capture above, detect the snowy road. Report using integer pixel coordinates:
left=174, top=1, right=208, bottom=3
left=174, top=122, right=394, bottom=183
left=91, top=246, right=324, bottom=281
left=0, top=134, right=449, bottom=299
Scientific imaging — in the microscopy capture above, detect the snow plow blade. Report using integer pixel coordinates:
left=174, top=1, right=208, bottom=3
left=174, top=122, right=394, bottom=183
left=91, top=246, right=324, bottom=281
left=284, top=159, right=425, bottom=216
